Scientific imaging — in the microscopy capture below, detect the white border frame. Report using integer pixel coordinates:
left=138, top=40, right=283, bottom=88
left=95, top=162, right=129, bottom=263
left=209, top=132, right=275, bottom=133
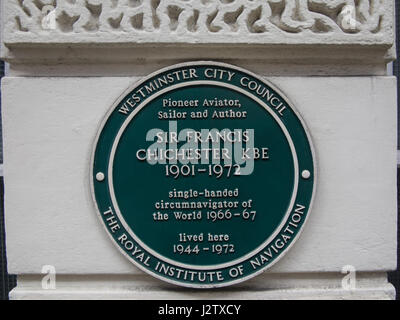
left=89, top=61, right=317, bottom=289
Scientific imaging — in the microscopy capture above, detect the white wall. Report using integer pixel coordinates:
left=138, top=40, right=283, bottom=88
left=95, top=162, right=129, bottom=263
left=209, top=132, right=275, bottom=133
left=3, top=76, right=397, bottom=276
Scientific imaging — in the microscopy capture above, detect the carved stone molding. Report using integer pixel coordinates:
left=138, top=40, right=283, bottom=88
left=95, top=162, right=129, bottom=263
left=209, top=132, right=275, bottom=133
left=0, top=0, right=396, bottom=65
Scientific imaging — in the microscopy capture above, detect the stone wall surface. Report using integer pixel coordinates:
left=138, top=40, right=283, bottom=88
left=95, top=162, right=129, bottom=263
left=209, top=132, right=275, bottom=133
left=0, top=0, right=397, bottom=299
left=3, top=0, right=394, bottom=44
left=2, top=76, right=397, bottom=274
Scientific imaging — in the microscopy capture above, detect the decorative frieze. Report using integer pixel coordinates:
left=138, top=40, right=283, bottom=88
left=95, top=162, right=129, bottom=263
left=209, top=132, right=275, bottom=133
left=2, top=0, right=394, bottom=45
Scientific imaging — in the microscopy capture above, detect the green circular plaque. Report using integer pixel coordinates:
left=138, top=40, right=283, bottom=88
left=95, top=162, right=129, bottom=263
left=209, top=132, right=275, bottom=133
left=91, top=62, right=316, bottom=288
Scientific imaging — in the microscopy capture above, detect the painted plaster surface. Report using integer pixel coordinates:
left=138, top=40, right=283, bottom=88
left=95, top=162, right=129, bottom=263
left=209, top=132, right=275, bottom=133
left=2, top=76, right=397, bottom=275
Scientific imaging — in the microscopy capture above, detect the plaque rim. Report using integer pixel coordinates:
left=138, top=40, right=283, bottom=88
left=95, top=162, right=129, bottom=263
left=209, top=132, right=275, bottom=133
left=89, top=61, right=317, bottom=288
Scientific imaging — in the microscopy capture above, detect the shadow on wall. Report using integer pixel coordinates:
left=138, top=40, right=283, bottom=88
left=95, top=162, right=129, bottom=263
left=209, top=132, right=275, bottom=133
left=0, top=61, right=17, bottom=300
